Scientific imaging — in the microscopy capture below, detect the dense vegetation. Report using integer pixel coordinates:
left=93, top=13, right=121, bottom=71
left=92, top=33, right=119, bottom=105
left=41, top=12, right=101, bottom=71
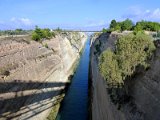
left=109, top=19, right=133, bottom=32
left=32, top=26, right=55, bottom=41
left=0, top=29, right=31, bottom=36
left=99, top=33, right=155, bottom=87
left=134, top=21, right=160, bottom=31
left=100, top=19, right=158, bottom=107
left=102, top=19, right=160, bottom=33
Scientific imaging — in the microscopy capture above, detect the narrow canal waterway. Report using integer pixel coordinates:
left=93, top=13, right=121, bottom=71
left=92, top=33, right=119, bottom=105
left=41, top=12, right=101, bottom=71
left=56, top=37, right=90, bottom=120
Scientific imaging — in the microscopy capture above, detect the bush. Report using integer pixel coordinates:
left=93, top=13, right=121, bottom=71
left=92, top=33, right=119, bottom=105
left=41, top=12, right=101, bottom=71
left=99, top=49, right=123, bottom=87
left=94, top=41, right=102, bottom=55
left=44, top=43, right=48, bottom=48
left=42, top=28, right=52, bottom=39
left=121, top=19, right=133, bottom=31
left=102, top=28, right=107, bottom=33
left=0, top=70, right=10, bottom=76
left=102, top=28, right=112, bottom=33
left=99, top=33, right=155, bottom=87
left=32, top=31, right=41, bottom=41
left=157, top=32, right=160, bottom=37
left=32, top=26, right=55, bottom=41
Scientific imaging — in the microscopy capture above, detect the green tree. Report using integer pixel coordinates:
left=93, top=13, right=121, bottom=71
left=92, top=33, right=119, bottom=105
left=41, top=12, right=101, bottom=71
left=32, top=26, right=54, bottom=41
left=121, top=19, right=133, bottom=31
left=42, top=28, right=52, bottom=39
left=99, top=49, right=122, bottom=87
left=102, top=28, right=107, bottom=33
left=32, top=31, right=40, bottom=41
left=99, top=33, right=155, bottom=87
left=135, top=20, right=160, bottom=31
left=15, top=29, right=23, bottom=35
left=56, top=27, right=62, bottom=32
left=133, top=23, right=143, bottom=34
left=34, top=26, right=44, bottom=38
left=110, top=19, right=117, bottom=31
left=114, top=22, right=121, bottom=31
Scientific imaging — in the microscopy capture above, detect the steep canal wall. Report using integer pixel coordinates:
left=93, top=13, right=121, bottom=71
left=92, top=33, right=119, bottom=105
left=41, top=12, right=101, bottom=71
left=90, top=32, right=160, bottom=120
left=56, top=38, right=90, bottom=120
left=89, top=33, right=125, bottom=120
left=0, top=32, right=87, bottom=120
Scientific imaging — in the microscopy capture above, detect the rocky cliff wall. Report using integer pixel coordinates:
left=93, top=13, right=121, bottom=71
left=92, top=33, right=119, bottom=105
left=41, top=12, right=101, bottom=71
left=0, top=32, right=87, bottom=120
left=90, top=33, right=160, bottom=120
left=127, top=41, right=160, bottom=120
left=90, top=33, right=125, bottom=120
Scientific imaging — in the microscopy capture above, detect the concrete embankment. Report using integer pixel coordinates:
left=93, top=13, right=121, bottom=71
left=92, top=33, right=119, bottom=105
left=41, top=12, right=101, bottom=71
left=0, top=32, right=87, bottom=120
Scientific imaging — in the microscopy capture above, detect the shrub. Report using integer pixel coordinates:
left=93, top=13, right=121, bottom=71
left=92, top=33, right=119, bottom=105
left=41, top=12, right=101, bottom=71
left=99, top=33, right=155, bottom=87
left=32, top=26, right=55, bottom=41
left=99, top=49, right=122, bottom=87
left=102, top=28, right=107, bottom=33
left=44, top=43, right=48, bottom=48
left=0, top=70, right=10, bottom=76
left=102, top=28, right=112, bottom=33
left=94, top=41, right=102, bottom=55
left=157, top=32, right=160, bottom=37
left=32, top=31, right=41, bottom=41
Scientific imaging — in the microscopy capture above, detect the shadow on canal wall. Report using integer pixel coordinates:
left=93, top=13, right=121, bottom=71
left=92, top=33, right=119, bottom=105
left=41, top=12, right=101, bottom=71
left=0, top=81, right=68, bottom=120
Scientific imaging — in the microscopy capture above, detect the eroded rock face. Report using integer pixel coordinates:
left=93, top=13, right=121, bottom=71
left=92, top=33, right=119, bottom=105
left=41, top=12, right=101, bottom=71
left=90, top=33, right=126, bottom=120
left=90, top=33, right=160, bottom=120
left=128, top=41, right=160, bottom=120
left=0, top=32, right=87, bottom=120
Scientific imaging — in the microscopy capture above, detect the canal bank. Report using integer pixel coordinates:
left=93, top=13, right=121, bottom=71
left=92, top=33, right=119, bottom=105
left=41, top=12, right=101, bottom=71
left=56, top=38, right=90, bottom=120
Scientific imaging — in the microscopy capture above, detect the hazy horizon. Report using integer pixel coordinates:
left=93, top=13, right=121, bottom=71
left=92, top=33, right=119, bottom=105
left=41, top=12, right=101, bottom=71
left=0, top=0, right=160, bottom=30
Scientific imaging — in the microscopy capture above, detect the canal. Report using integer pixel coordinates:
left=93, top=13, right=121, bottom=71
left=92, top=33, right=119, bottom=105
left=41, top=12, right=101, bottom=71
left=56, top=37, right=90, bottom=120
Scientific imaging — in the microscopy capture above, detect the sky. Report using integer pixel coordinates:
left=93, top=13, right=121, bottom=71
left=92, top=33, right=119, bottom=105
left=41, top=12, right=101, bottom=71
left=0, top=0, right=160, bottom=30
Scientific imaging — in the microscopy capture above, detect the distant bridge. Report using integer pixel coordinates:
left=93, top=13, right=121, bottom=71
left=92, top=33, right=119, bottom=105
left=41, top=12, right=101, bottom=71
left=51, top=30, right=102, bottom=33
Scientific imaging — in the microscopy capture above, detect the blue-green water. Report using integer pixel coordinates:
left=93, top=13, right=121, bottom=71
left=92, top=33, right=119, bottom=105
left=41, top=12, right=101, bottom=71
left=56, top=38, right=90, bottom=120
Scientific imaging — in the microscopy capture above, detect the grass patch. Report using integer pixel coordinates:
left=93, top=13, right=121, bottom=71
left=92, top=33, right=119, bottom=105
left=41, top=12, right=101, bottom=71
left=0, top=64, right=18, bottom=77
left=43, top=43, right=49, bottom=48
left=47, top=94, right=65, bottom=120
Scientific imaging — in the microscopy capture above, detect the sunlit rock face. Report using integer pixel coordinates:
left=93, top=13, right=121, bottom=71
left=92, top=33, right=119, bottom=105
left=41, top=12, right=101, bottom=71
left=0, top=32, right=87, bottom=120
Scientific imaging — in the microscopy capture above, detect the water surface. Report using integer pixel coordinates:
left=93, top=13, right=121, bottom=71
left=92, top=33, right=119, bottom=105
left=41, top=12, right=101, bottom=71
left=56, top=38, right=90, bottom=120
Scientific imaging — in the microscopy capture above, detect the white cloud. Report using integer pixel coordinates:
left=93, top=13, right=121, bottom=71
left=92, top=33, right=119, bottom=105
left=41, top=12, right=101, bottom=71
left=122, top=7, right=160, bottom=22
left=145, top=10, right=150, bottom=13
left=0, top=17, right=34, bottom=30
left=10, top=17, right=32, bottom=26
left=151, top=8, right=160, bottom=19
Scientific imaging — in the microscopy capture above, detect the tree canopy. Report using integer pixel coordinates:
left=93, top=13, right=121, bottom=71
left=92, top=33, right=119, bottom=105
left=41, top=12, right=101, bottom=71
left=110, top=20, right=117, bottom=30
left=134, top=21, right=160, bottom=31
left=109, top=19, right=134, bottom=32
left=106, top=19, right=160, bottom=32
left=121, top=19, right=133, bottom=31
left=99, top=33, right=155, bottom=87
left=0, top=29, right=30, bottom=36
